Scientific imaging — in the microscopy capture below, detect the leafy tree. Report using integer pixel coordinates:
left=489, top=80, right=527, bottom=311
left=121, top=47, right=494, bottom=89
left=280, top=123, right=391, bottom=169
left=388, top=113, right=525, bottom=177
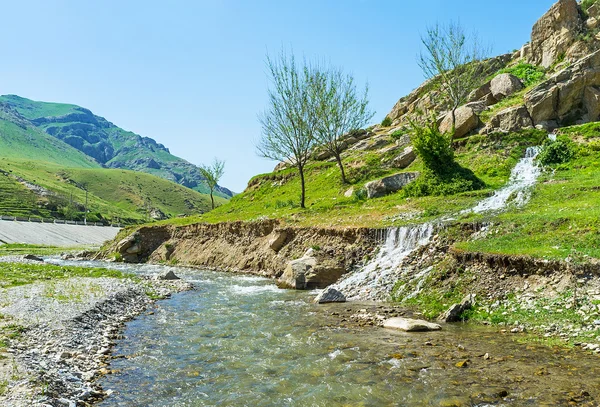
left=410, top=120, right=454, bottom=174
left=418, top=21, right=488, bottom=132
left=312, top=67, right=374, bottom=183
left=199, top=158, right=225, bottom=210
left=257, top=50, right=319, bottom=208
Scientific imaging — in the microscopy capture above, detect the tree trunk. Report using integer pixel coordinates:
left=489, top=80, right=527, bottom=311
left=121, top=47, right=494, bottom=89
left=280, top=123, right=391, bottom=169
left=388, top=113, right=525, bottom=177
left=451, top=107, right=457, bottom=135
left=335, top=153, right=347, bottom=184
left=210, top=190, right=215, bottom=210
left=298, top=164, right=306, bottom=209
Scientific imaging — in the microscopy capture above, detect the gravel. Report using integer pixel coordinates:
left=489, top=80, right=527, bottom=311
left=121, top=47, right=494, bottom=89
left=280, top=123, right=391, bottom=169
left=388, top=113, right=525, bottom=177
left=0, top=259, right=193, bottom=407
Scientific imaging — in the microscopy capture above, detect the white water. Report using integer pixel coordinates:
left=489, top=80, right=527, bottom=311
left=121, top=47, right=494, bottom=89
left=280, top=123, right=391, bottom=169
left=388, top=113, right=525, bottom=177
left=329, top=223, right=434, bottom=300
left=468, top=146, right=542, bottom=214
left=329, top=144, right=544, bottom=302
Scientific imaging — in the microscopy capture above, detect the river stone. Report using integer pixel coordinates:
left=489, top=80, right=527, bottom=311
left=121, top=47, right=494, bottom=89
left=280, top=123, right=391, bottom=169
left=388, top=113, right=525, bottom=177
left=438, top=294, right=475, bottom=323
left=22, top=254, right=44, bottom=262
left=314, top=287, right=346, bottom=304
left=383, top=317, right=442, bottom=332
left=158, top=270, right=180, bottom=280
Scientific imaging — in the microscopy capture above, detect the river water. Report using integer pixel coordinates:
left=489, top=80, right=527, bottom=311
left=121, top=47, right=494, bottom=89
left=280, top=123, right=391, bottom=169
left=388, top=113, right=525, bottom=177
left=68, top=263, right=600, bottom=407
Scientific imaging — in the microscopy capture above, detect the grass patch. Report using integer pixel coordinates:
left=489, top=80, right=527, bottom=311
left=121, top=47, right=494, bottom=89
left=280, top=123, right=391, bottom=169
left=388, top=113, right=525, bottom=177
left=0, top=244, right=88, bottom=257
left=0, top=262, right=132, bottom=288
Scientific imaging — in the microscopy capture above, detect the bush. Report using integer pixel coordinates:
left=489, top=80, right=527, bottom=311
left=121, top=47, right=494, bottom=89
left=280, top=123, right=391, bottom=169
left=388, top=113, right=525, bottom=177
left=390, top=130, right=405, bottom=141
left=411, top=121, right=454, bottom=174
left=497, top=63, right=545, bottom=87
left=582, top=0, right=598, bottom=13
left=402, top=164, right=485, bottom=197
left=537, top=137, right=575, bottom=165
left=352, top=187, right=368, bottom=202
left=381, top=117, right=392, bottom=127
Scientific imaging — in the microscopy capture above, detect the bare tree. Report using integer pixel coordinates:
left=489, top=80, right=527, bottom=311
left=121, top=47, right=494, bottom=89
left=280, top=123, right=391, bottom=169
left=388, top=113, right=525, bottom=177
left=418, top=21, right=488, bottom=132
left=199, top=158, right=225, bottom=210
left=312, top=68, right=374, bottom=184
left=257, top=50, right=318, bottom=209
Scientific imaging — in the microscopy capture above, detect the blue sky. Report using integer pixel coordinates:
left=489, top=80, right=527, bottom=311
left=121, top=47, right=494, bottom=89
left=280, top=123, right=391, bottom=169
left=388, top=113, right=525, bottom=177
left=0, top=0, right=556, bottom=192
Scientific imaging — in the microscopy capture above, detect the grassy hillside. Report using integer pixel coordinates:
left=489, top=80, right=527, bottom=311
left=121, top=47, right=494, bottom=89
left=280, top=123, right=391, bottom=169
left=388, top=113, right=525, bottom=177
left=0, top=158, right=226, bottom=223
left=155, top=128, right=546, bottom=228
left=0, top=104, right=100, bottom=168
left=0, top=95, right=233, bottom=198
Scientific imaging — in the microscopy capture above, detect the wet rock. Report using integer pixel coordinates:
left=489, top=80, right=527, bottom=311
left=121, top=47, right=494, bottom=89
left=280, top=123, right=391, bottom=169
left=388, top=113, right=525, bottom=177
left=383, top=317, right=442, bottom=332
left=314, top=287, right=346, bottom=304
left=157, top=270, right=180, bottom=280
left=22, top=254, right=44, bottom=262
left=438, top=294, right=475, bottom=323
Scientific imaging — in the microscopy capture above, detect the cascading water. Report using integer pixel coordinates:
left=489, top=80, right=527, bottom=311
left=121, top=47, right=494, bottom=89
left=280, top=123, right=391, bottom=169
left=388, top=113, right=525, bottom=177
left=328, top=223, right=434, bottom=301
left=468, top=146, right=542, bottom=214
left=328, top=143, right=546, bottom=302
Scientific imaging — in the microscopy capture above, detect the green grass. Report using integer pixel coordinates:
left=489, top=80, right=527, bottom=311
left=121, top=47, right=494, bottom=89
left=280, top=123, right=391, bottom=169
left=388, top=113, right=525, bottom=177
left=0, top=262, right=131, bottom=288
left=0, top=244, right=88, bottom=257
left=455, top=127, right=600, bottom=260
left=152, top=129, right=544, bottom=229
left=0, top=157, right=225, bottom=223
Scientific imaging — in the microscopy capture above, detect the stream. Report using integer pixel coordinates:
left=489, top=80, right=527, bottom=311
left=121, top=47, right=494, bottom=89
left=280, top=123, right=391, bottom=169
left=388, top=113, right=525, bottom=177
left=48, top=261, right=600, bottom=407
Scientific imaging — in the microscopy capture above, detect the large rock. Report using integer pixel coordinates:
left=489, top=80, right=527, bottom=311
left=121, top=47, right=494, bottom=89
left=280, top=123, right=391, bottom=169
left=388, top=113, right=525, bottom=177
left=584, top=86, right=600, bottom=121
left=528, top=0, right=582, bottom=69
left=439, top=105, right=480, bottom=139
left=490, top=73, right=524, bottom=100
left=279, top=252, right=345, bottom=290
left=391, top=147, right=416, bottom=169
left=314, top=287, right=346, bottom=304
left=524, top=49, right=600, bottom=126
left=383, top=317, right=442, bottom=332
left=484, top=105, right=534, bottom=133
left=365, top=172, right=419, bottom=199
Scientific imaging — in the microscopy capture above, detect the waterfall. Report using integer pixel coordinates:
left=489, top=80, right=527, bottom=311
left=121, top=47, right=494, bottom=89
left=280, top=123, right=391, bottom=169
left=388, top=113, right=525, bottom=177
left=329, top=223, right=434, bottom=301
left=468, top=146, right=542, bottom=214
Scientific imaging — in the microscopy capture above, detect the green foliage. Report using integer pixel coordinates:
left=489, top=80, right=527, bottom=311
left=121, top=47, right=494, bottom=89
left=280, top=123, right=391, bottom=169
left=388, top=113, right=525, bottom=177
left=537, top=137, right=575, bottom=166
left=352, top=187, right=368, bottom=202
left=390, top=130, right=405, bottom=141
left=381, top=117, right=392, bottom=127
left=558, top=122, right=600, bottom=139
left=410, top=121, right=454, bottom=174
left=402, top=164, right=485, bottom=197
left=582, top=0, right=598, bottom=14
left=275, top=199, right=299, bottom=209
left=497, top=63, right=545, bottom=87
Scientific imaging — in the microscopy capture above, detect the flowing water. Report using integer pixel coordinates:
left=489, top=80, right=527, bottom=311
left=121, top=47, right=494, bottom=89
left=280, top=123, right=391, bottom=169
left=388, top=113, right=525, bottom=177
left=331, top=146, right=544, bottom=302
left=69, top=262, right=600, bottom=407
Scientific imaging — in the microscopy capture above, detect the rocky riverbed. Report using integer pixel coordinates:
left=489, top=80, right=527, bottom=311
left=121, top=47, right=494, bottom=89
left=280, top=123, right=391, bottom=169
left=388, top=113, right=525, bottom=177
left=0, top=256, right=192, bottom=407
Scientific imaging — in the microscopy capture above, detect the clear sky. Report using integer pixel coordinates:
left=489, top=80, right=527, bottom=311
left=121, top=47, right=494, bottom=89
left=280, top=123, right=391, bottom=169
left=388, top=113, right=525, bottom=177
left=0, top=0, right=556, bottom=192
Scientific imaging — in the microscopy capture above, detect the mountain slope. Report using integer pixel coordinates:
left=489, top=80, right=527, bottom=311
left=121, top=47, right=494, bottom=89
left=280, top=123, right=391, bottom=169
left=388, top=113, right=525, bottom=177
left=0, top=103, right=100, bottom=168
left=0, top=95, right=234, bottom=198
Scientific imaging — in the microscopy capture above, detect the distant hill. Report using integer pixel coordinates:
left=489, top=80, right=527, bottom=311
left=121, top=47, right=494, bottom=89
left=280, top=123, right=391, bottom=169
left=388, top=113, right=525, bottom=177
left=0, top=95, right=234, bottom=198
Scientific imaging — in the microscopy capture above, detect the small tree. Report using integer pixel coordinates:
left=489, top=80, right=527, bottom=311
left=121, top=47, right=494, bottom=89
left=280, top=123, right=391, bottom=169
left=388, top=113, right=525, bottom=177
left=312, top=67, right=374, bottom=183
left=199, top=158, right=225, bottom=210
left=418, top=21, right=487, bottom=132
left=257, top=50, right=318, bottom=208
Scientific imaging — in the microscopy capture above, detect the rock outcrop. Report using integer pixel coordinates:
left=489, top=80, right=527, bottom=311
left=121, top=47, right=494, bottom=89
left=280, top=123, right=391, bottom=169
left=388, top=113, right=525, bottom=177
left=391, top=147, right=416, bottom=169
left=490, top=73, right=524, bottom=100
left=526, top=0, right=582, bottom=69
left=279, top=249, right=345, bottom=289
left=365, top=172, right=419, bottom=199
left=524, top=49, right=600, bottom=126
left=482, top=105, right=534, bottom=133
left=438, top=294, right=475, bottom=323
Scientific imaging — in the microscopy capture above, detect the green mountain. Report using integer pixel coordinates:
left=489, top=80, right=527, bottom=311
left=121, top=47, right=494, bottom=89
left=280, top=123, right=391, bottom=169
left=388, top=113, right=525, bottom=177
left=0, top=95, right=233, bottom=198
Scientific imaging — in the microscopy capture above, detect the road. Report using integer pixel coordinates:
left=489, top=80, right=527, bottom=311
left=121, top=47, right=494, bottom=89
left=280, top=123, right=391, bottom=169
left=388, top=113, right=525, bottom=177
left=0, top=219, right=121, bottom=246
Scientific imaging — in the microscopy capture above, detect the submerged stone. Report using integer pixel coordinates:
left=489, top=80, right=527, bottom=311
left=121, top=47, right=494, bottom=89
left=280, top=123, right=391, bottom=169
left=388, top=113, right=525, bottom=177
left=314, top=287, right=346, bottom=304
left=383, top=317, right=442, bottom=332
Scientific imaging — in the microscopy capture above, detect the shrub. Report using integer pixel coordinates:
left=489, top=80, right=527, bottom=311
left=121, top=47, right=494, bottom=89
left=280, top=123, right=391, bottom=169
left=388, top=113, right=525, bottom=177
left=582, top=0, right=598, bottom=14
left=402, top=165, right=485, bottom=197
left=352, top=187, right=368, bottom=202
left=390, top=130, right=405, bottom=141
left=497, top=63, right=545, bottom=87
left=537, top=137, right=575, bottom=166
left=381, top=117, right=392, bottom=127
left=411, top=121, right=454, bottom=174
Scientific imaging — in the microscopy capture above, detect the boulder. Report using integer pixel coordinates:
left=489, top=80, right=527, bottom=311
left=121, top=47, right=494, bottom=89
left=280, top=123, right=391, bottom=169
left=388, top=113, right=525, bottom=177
left=524, top=84, right=559, bottom=124
left=279, top=254, right=344, bottom=290
left=267, top=230, right=288, bottom=252
left=439, top=105, right=480, bottom=139
left=484, top=105, right=533, bottom=133
left=438, top=294, right=475, bottom=323
left=391, top=147, right=416, bottom=169
left=22, top=254, right=44, bottom=262
left=125, top=244, right=141, bottom=254
left=468, top=81, right=492, bottom=102
left=490, top=73, right=524, bottom=100
left=464, top=100, right=488, bottom=115
left=365, top=172, right=419, bottom=199
left=116, top=234, right=137, bottom=253
left=343, top=187, right=354, bottom=198
left=383, top=317, right=442, bottom=332
left=586, top=16, right=599, bottom=30
left=528, top=0, right=582, bottom=68
left=314, top=287, right=346, bottom=304
left=157, top=270, right=180, bottom=280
